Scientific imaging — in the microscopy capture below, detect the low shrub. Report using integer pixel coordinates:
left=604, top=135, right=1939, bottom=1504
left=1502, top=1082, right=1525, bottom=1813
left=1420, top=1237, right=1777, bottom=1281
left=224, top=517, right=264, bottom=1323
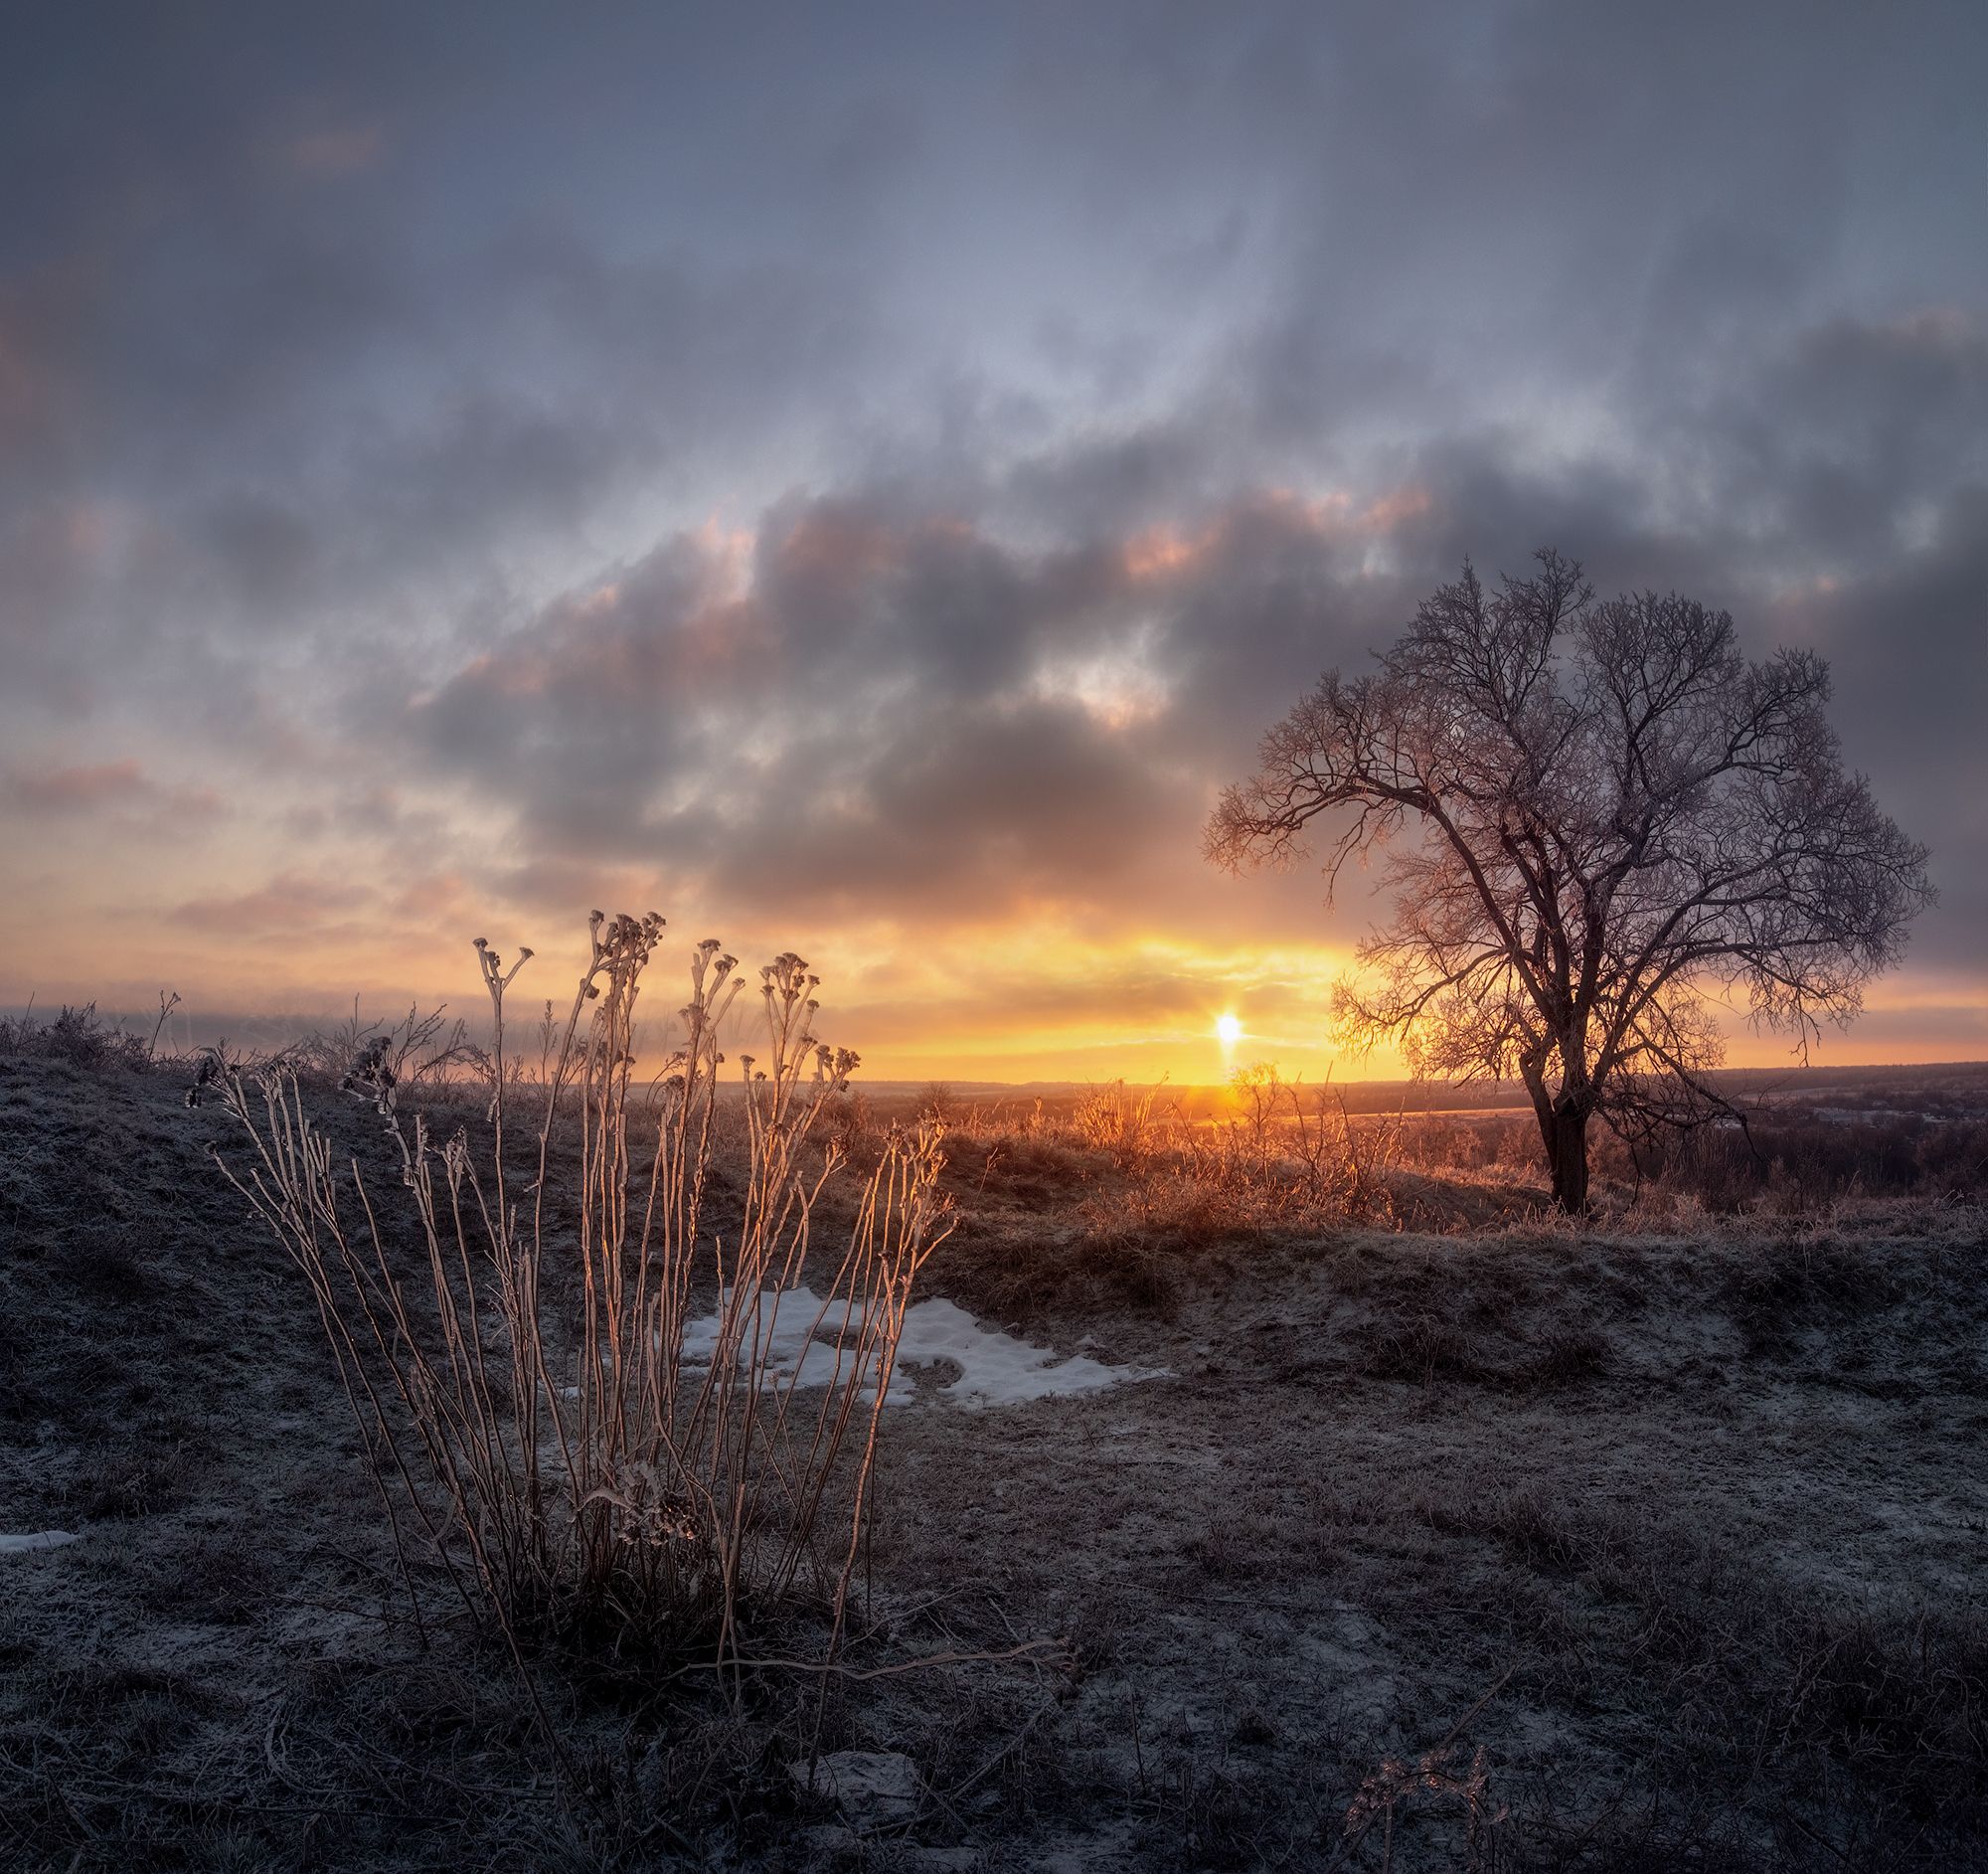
left=0, top=1002, right=152, bottom=1072
left=209, top=913, right=955, bottom=1676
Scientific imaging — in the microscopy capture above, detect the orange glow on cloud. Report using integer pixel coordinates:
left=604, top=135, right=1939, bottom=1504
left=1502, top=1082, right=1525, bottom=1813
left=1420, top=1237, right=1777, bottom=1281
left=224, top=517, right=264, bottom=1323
left=1123, top=483, right=1430, bottom=586
left=1123, top=525, right=1203, bottom=581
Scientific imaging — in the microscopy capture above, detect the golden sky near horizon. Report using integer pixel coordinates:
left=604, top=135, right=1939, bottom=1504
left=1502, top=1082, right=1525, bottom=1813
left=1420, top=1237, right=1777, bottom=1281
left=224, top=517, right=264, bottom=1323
left=4, top=832, right=1982, bottom=1084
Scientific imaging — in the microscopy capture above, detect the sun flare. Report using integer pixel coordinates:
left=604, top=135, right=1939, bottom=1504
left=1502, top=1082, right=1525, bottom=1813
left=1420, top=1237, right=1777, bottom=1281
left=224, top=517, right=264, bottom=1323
left=1215, top=1012, right=1242, bottom=1046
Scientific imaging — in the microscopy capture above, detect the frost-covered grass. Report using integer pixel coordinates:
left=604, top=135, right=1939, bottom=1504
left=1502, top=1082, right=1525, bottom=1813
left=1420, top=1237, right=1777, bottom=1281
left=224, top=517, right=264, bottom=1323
left=4, top=1047, right=1987, bottom=1870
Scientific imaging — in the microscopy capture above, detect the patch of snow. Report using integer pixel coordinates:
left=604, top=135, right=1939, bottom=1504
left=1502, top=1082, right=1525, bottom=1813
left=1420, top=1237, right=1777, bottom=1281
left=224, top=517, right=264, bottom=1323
left=680, top=1283, right=1167, bottom=1411
left=0, top=1530, right=81, bottom=1555
left=897, top=1296, right=1168, bottom=1410
left=681, top=1284, right=887, bottom=1398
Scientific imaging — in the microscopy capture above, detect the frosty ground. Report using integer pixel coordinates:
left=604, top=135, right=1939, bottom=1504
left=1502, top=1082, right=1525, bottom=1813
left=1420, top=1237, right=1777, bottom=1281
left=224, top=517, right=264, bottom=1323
left=3, top=1051, right=1985, bottom=1871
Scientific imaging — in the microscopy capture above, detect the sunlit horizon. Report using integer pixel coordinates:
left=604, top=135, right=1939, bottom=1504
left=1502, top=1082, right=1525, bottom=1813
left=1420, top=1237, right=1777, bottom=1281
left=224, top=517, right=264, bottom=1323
left=10, top=917, right=1982, bottom=1087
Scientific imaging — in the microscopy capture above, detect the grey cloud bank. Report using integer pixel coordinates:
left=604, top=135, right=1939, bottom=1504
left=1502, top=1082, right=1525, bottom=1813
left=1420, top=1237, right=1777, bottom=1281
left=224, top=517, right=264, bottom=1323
left=2, top=0, right=1982, bottom=1055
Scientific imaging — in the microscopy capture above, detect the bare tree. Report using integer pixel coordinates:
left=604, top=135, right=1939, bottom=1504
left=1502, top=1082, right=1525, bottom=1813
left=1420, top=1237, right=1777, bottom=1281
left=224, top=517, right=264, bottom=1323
left=1206, top=551, right=1934, bottom=1210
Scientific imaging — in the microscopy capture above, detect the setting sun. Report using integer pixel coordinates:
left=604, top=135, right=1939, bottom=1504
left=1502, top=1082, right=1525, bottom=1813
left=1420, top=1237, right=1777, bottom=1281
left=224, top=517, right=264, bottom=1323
left=1215, top=1012, right=1242, bottom=1046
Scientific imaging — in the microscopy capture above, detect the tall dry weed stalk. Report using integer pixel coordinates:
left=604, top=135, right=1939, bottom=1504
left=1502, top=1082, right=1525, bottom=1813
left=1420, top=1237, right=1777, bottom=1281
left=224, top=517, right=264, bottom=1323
left=208, top=912, right=952, bottom=1672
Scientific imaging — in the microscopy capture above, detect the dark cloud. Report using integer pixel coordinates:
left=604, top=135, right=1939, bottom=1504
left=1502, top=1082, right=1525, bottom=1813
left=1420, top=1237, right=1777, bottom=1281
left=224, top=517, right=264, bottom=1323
left=1788, top=493, right=1988, bottom=964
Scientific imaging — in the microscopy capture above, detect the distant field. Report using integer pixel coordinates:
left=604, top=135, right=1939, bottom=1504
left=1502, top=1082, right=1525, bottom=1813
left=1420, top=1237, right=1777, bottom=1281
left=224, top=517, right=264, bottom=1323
left=814, top=1060, right=1988, bottom=1119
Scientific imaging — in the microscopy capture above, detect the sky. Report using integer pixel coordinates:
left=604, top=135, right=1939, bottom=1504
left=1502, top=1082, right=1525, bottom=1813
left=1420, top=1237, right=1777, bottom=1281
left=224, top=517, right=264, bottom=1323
left=2, top=0, right=1984, bottom=1083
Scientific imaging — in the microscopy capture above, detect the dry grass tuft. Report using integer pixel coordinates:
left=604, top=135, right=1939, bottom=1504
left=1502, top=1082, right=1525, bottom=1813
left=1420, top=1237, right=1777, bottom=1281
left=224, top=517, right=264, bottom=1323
left=207, top=912, right=954, bottom=1679
left=0, top=1001, right=154, bottom=1072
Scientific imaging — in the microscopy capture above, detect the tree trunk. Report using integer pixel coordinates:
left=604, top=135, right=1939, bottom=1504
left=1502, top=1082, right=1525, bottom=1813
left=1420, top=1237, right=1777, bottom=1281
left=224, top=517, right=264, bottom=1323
left=1547, top=1097, right=1590, bottom=1213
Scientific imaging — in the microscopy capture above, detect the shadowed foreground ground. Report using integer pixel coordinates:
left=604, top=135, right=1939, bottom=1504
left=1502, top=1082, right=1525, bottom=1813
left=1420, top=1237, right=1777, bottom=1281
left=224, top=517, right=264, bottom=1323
left=3, top=1054, right=1985, bottom=1870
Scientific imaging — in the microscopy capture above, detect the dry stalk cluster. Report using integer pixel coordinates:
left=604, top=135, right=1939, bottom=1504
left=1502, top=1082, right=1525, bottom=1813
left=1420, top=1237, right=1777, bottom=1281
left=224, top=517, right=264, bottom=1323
left=1070, top=1079, right=1166, bottom=1159
left=1199, top=1064, right=1402, bottom=1217
left=210, top=912, right=953, bottom=1669
left=1339, top=1741, right=1505, bottom=1872
left=1054, top=1069, right=1401, bottom=1221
